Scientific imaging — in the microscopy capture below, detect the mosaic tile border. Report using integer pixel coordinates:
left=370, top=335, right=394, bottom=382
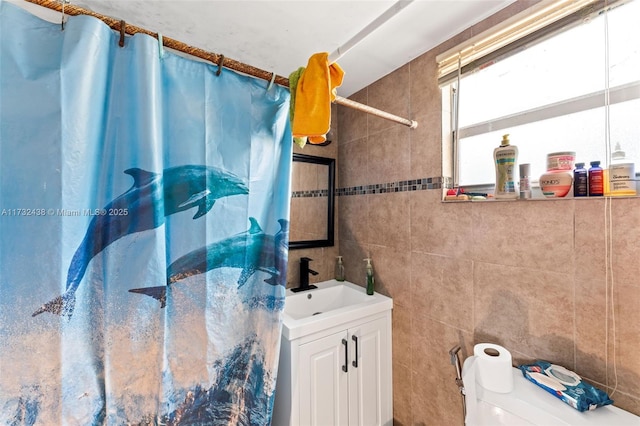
left=336, top=176, right=452, bottom=196
left=292, top=189, right=330, bottom=198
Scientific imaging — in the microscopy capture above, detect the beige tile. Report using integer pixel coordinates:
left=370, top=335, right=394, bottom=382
left=574, top=274, right=608, bottom=384
left=410, top=190, right=473, bottom=258
left=338, top=89, right=368, bottom=143
left=392, top=305, right=413, bottom=370
left=368, top=192, right=411, bottom=250
left=285, top=254, right=298, bottom=289
left=574, top=198, right=608, bottom=383
left=611, top=198, right=640, bottom=290
left=337, top=193, right=369, bottom=245
left=290, top=160, right=303, bottom=192
left=337, top=136, right=368, bottom=188
left=293, top=197, right=330, bottom=241
left=367, top=125, right=411, bottom=184
left=473, top=262, right=575, bottom=368
left=409, top=50, right=440, bottom=120
left=432, top=27, right=474, bottom=57
left=392, top=362, right=412, bottom=426
left=411, top=368, right=465, bottom=426
left=289, top=198, right=303, bottom=242
left=471, top=199, right=574, bottom=273
left=285, top=249, right=305, bottom=289
left=411, top=252, right=473, bottom=332
left=410, top=110, right=443, bottom=179
left=609, top=280, right=640, bottom=395
left=410, top=316, right=472, bottom=425
left=509, top=348, right=537, bottom=369
left=339, top=239, right=369, bottom=287
left=320, top=245, right=339, bottom=279
left=604, top=388, right=640, bottom=417
left=367, top=244, right=411, bottom=309
left=574, top=198, right=607, bottom=280
left=367, top=64, right=411, bottom=136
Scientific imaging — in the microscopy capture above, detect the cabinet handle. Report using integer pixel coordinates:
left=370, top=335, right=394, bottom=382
left=342, top=338, right=348, bottom=372
left=352, top=335, right=358, bottom=368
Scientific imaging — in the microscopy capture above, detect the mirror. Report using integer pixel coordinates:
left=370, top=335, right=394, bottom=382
left=289, top=153, right=335, bottom=250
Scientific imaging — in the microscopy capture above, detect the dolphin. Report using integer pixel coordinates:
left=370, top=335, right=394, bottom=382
left=32, top=165, right=248, bottom=318
left=128, top=218, right=289, bottom=308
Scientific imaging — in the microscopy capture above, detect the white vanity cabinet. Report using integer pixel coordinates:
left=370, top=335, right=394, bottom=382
left=273, top=303, right=393, bottom=426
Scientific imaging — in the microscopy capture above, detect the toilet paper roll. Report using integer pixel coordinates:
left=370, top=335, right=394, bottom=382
left=473, top=343, right=514, bottom=393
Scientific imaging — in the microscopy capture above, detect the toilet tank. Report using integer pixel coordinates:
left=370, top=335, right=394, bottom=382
left=462, top=358, right=640, bottom=425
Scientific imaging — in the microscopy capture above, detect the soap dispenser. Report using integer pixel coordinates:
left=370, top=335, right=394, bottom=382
left=335, top=256, right=345, bottom=282
left=363, top=258, right=375, bottom=295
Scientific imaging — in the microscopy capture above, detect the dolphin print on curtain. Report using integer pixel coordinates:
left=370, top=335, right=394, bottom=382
left=0, top=2, right=292, bottom=424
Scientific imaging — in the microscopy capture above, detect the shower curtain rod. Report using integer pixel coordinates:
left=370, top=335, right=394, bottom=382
left=25, top=0, right=419, bottom=130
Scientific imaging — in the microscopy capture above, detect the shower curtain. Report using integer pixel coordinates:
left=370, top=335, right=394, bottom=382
left=0, top=2, right=292, bottom=424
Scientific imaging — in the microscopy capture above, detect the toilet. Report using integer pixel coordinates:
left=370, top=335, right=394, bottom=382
left=462, top=357, right=640, bottom=425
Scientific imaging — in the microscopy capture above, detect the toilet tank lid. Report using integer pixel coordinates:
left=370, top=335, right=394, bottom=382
left=467, top=367, right=639, bottom=425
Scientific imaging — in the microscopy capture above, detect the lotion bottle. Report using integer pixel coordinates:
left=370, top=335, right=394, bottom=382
left=494, top=134, right=518, bottom=199
left=363, top=258, right=375, bottom=295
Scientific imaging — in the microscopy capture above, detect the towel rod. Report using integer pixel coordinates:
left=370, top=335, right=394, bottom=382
left=25, top=0, right=418, bottom=130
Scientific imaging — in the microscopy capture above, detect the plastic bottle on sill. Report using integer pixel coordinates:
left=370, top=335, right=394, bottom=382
left=493, top=134, right=518, bottom=199
left=573, top=162, right=588, bottom=197
left=605, top=143, right=636, bottom=196
left=519, top=163, right=531, bottom=199
left=588, top=161, right=604, bottom=196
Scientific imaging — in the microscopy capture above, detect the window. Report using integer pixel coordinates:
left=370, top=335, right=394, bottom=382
left=440, top=0, right=640, bottom=191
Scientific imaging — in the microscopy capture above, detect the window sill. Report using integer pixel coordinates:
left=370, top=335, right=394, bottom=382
left=443, top=183, right=639, bottom=202
left=442, top=194, right=640, bottom=203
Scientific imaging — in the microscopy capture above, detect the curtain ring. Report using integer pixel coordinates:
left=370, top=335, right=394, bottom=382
left=216, top=55, right=225, bottom=76
left=60, top=0, right=66, bottom=31
left=266, top=72, right=276, bottom=91
left=119, top=20, right=126, bottom=47
left=157, top=33, right=164, bottom=59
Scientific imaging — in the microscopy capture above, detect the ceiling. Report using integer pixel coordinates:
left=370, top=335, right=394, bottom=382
left=13, top=0, right=516, bottom=97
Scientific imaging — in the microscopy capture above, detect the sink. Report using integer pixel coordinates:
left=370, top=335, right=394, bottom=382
left=282, top=280, right=393, bottom=340
left=285, top=282, right=371, bottom=320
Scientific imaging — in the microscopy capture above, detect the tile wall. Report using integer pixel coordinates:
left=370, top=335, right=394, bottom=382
left=332, top=0, right=640, bottom=424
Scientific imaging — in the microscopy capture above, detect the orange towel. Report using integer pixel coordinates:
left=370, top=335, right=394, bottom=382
left=292, top=52, right=344, bottom=145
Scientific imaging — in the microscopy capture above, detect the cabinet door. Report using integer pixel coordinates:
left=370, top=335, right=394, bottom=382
left=348, top=316, right=392, bottom=426
left=299, top=331, right=350, bottom=426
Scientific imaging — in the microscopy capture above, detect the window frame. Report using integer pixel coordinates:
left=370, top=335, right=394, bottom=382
left=439, top=0, right=639, bottom=194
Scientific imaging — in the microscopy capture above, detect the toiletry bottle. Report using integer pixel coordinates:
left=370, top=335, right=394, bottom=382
left=573, top=162, right=588, bottom=197
left=363, top=258, right=375, bottom=295
left=588, top=161, right=603, bottom=196
left=519, top=163, right=531, bottom=199
left=493, top=134, right=518, bottom=199
left=335, top=256, right=345, bottom=282
left=606, top=143, right=636, bottom=196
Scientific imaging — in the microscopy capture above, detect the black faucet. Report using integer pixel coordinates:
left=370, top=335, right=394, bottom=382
left=291, top=257, right=319, bottom=292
